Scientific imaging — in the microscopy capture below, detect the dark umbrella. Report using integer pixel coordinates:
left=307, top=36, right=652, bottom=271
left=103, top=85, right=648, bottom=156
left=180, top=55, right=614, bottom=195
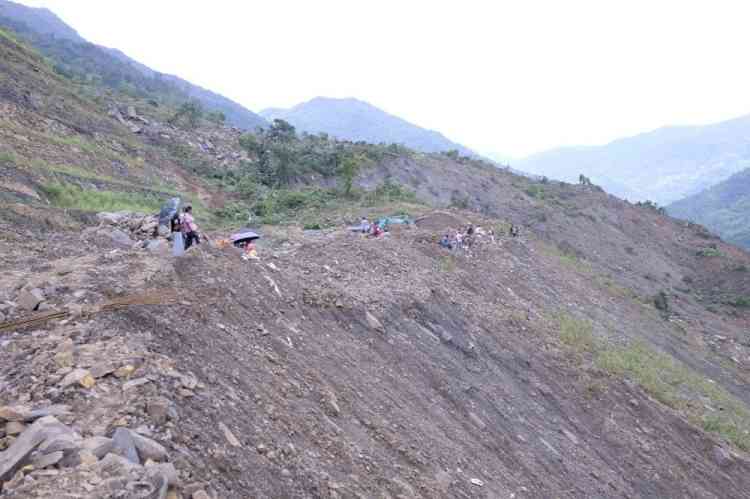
left=231, top=229, right=261, bottom=246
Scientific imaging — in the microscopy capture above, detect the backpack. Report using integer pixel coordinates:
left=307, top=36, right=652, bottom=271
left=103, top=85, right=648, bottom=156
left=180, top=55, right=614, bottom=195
left=170, top=214, right=181, bottom=233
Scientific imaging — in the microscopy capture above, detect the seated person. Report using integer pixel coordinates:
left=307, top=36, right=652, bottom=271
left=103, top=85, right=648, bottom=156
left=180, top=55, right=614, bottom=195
left=242, top=240, right=259, bottom=260
left=439, top=234, right=453, bottom=249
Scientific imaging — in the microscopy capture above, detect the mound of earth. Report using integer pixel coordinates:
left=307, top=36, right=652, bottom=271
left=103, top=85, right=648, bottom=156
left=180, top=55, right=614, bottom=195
left=415, top=211, right=467, bottom=231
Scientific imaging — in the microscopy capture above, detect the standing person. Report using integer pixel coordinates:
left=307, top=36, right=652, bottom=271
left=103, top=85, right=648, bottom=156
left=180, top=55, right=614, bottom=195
left=171, top=212, right=185, bottom=257
left=181, top=206, right=201, bottom=250
left=454, top=229, right=463, bottom=250
left=360, top=217, right=371, bottom=234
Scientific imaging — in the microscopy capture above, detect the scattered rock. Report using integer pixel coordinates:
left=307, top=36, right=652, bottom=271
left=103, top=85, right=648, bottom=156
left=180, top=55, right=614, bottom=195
left=81, top=436, right=114, bottom=459
left=25, top=405, right=72, bottom=421
left=561, top=428, right=579, bottom=445
left=0, top=406, right=30, bottom=422
left=39, top=430, right=82, bottom=454
left=365, top=310, right=385, bottom=333
left=114, top=365, right=136, bottom=378
left=90, top=362, right=117, bottom=379
left=0, top=416, right=66, bottom=482
left=30, top=450, right=64, bottom=469
left=59, top=368, right=95, bottom=389
left=105, top=228, right=136, bottom=249
left=123, top=377, right=151, bottom=391
left=146, top=461, right=180, bottom=487
left=16, top=288, right=45, bottom=311
left=111, top=427, right=140, bottom=464
left=130, top=431, right=168, bottom=462
left=218, top=422, right=241, bottom=447
left=712, top=445, right=734, bottom=468
left=5, top=421, right=25, bottom=436
left=98, top=452, right=141, bottom=476
left=147, top=397, right=173, bottom=425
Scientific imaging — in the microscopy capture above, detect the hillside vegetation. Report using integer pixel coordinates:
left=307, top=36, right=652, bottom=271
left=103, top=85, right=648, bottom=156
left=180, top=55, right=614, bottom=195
left=668, top=167, right=750, bottom=249
left=517, top=115, right=750, bottom=204
left=1, top=15, right=750, bottom=499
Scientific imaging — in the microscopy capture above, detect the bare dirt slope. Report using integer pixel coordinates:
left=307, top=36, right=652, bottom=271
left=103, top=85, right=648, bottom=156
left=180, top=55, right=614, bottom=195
left=1, top=208, right=750, bottom=498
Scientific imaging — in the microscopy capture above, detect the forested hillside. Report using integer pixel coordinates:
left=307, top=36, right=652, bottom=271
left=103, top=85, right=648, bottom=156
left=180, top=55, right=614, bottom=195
left=668, top=167, right=750, bottom=249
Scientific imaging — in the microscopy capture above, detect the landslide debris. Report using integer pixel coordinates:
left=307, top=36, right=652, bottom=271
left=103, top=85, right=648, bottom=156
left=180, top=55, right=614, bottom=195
left=1, top=20, right=750, bottom=499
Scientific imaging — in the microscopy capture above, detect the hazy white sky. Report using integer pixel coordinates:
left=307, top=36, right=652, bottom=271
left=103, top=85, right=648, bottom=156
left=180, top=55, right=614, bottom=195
left=15, top=0, right=750, bottom=157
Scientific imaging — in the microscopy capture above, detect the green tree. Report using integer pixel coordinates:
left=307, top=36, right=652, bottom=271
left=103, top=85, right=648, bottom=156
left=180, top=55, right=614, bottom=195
left=206, top=110, right=226, bottom=124
left=169, top=100, right=204, bottom=129
left=268, top=119, right=296, bottom=142
left=338, top=154, right=361, bottom=196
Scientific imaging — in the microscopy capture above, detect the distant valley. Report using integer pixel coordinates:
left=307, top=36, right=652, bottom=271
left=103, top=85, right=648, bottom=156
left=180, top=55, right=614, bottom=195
left=515, top=115, right=750, bottom=205
left=668, top=166, right=750, bottom=249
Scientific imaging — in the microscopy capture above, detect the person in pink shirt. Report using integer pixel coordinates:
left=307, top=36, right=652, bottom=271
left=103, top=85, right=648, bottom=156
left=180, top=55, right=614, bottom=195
left=181, top=206, right=201, bottom=250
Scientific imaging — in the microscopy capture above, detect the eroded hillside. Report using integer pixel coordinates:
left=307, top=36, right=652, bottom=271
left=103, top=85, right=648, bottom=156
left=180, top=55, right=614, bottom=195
left=1, top=25, right=750, bottom=499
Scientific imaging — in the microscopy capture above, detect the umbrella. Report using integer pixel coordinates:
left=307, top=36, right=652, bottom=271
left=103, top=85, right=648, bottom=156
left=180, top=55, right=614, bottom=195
left=231, top=229, right=261, bottom=246
left=158, top=197, right=181, bottom=226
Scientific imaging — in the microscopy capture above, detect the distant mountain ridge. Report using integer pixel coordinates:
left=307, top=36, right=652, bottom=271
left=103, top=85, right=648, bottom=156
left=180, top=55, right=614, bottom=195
left=516, top=115, right=750, bottom=204
left=0, top=0, right=267, bottom=130
left=668, top=167, right=750, bottom=249
left=261, top=97, right=476, bottom=156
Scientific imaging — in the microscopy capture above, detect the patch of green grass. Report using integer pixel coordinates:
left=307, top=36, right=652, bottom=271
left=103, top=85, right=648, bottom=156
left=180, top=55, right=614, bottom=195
left=596, top=341, right=750, bottom=451
left=55, top=135, right=98, bottom=154
left=726, top=296, right=750, bottom=308
left=558, top=314, right=596, bottom=353
left=539, top=243, right=591, bottom=274
left=0, top=150, right=16, bottom=165
left=697, top=248, right=723, bottom=258
left=41, top=182, right=163, bottom=214
left=525, top=184, right=546, bottom=200
left=438, top=255, right=457, bottom=273
left=596, top=276, right=638, bottom=300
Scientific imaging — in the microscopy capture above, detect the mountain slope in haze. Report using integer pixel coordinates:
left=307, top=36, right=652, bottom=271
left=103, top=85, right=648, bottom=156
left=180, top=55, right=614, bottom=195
left=0, top=0, right=267, bottom=130
left=668, top=167, right=750, bottom=248
left=517, top=115, right=750, bottom=204
left=0, top=0, right=83, bottom=42
left=261, top=97, right=475, bottom=156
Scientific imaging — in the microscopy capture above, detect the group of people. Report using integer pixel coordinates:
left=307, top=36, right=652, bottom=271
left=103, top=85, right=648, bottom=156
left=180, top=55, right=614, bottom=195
left=439, top=223, right=519, bottom=251
left=170, top=205, right=200, bottom=256
left=359, top=217, right=385, bottom=237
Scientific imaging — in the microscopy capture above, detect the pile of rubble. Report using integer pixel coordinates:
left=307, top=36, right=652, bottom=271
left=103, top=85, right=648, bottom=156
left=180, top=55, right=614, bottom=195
left=0, top=300, right=215, bottom=498
left=94, top=211, right=168, bottom=253
left=0, top=411, right=181, bottom=497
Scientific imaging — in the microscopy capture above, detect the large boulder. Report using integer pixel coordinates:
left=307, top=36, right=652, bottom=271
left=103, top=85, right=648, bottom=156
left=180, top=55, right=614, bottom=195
left=97, top=211, right=133, bottom=226
left=0, top=416, right=72, bottom=482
